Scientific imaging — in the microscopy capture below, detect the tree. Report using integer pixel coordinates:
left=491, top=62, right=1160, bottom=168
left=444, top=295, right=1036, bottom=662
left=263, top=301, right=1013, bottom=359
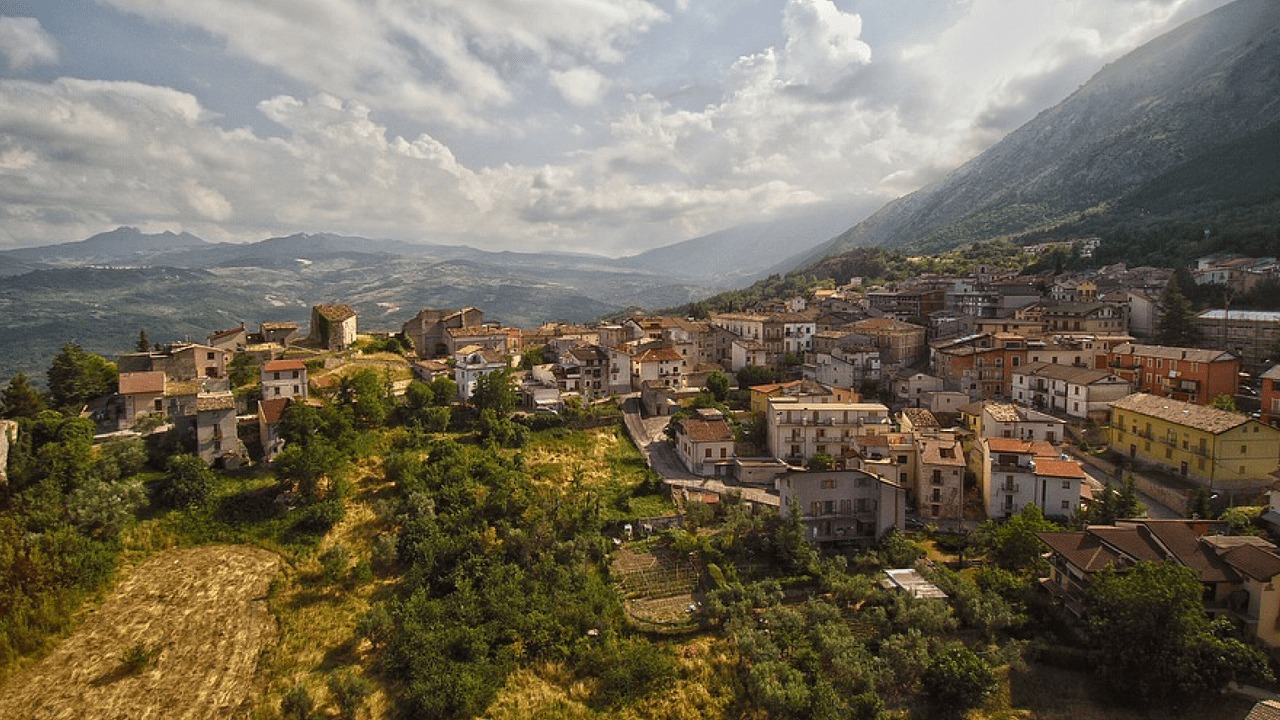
left=806, top=451, right=835, bottom=472
left=706, top=370, right=731, bottom=401
left=427, top=376, right=457, bottom=405
left=1156, top=275, right=1201, bottom=347
left=1, top=372, right=45, bottom=418
left=736, top=365, right=776, bottom=390
left=135, top=329, right=150, bottom=353
left=339, top=368, right=392, bottom=428
left=976, top=504, right=1059, bottom=573
left=1209, top=394, right=1238, bottom=412
left=519, top=346, right=547, bottom=370
left=46, top=343, right=118, bottom=410
left=1086, top=561, right=1272, bottom=706
left=156, top=454, right=215, bottom=508
left=471, top=368, right=515, bottom=416
left=228, top=353, right=260, bottom=389
left=923, top=645, right=998, bottom=718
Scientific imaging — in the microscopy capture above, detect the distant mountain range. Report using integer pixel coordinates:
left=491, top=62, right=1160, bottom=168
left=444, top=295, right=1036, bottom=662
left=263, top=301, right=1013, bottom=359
left=792, top=0, right=1280, bottom=270
left=0, top=223, right=839, bottom=382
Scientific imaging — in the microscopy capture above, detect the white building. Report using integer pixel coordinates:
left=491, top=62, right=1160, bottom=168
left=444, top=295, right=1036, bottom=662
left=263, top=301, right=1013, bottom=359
left=674, top=409, right=735, bottom=477
left=454, top=346, right=510, bottom=401
left=260, top=359, right=308, bottom=401
left=979, top=403, right=1067, bottom=444
left=767, top=400, right=892, bottom=466
left=1010, top=362, right=1130, bottom=421
left=981, top=437, right=1085, bottom=520
left=777, top=468, right=905, bottom=544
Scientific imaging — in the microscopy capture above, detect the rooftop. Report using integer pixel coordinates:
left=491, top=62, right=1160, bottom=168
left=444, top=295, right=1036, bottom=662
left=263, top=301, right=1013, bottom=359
left=1109, top=393, right=1252, bottom=435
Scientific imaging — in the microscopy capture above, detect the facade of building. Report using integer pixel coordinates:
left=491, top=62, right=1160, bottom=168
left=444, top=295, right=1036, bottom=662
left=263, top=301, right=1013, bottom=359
left=310, top=304, right=357, bottom=351
left=981, top=437, right=1084, bottom=520
left=1195, top=310, right=1280, bottom=373
left=1011, top=362, right=1131, bottom=420
left=916, top=434, right=966, bottom=523
left=402, top=307, right=483, bottom=358
left=454, top=347, right=510, bottom=401
left=777, top=468, right=905, bottom=544
left=260, top=359, right=308, bottom=401
left=1108, top=393, right=1280, bottom=492
left=674, top=410, right=735, bottom=477
left=766, top=400, right=892, bottom=466
left=1101, top=343, right=1239, bottom=405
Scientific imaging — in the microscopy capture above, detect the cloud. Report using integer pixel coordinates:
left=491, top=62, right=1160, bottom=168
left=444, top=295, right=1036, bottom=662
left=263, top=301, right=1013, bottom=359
left=780, top=0, right=871, bottom=90
left=98, top=0, right=667, bottom=128
left=0, top=16, right=59, bottom=70
left=550, top=67, right=609, bottom=107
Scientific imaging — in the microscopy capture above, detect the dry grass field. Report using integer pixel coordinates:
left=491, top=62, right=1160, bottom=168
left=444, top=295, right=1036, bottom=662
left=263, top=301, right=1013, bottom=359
left=0, top=545, right=281, bottom=720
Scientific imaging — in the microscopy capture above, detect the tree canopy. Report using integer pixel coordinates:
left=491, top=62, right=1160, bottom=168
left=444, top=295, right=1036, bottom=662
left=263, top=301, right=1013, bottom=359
left=46, top=343, right=117, bottom=410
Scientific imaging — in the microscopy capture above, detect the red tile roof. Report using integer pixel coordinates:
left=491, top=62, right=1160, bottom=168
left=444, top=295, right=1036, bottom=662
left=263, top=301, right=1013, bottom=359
left=1034, top=458, right=1086, bottom=479
left=263, top=359, right=307, bottom=373
left=118, top=370, right=165, bottom=395
left=679, top=418, right=734, bottom=443
left=258, top=398, right=290, bottom=424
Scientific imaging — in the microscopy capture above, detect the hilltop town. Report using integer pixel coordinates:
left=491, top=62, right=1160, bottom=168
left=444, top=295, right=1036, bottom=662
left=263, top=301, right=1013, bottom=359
left=5, top=249, right=1280, bottom=719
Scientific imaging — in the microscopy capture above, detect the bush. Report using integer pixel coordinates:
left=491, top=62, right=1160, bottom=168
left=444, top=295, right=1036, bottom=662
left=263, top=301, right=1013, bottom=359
left=923, top=645, right=998, bottom=718
left=280, top=683, right=316, bottom=720
left=155, top=454, right=215, bottom=509
left=371, top=533, right=398, bottom=573
left=327, top=671, right=372, bottom=720
left=120, top=640, right=160, bottom=674
left=318, top=544, right=351, bottom=584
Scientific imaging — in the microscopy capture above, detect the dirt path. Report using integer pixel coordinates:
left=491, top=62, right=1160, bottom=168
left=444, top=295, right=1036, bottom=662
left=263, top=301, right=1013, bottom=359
left=0, top=545, right=282, bottom=720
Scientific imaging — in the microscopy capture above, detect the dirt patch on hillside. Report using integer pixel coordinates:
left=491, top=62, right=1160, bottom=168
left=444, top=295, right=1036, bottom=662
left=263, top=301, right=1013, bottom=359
left=0, top=545, right=282, bottom=720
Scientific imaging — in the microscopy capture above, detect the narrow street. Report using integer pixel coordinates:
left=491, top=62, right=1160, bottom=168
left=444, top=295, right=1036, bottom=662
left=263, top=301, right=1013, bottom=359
left=621, top=398, right=780, bottom=508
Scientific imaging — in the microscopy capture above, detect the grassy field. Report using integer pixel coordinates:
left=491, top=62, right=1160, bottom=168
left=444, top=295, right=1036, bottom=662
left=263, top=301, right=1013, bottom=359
left=522, top=424, right=676, bottom=521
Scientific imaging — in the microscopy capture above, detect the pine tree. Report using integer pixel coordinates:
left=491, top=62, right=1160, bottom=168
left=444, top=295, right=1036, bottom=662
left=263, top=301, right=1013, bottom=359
left=135, top=329, right=150, bottom=353
left=1, top=372, right=46, bottom=419
left=1156, top=275, right=1200, bottom=347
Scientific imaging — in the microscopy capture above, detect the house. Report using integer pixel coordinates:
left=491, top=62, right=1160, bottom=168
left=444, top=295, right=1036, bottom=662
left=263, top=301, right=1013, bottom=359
left=777, top=468, right=905, bottom=545
left=1108, top=393, right=1280, bottom=492
left=207, top=324, right=247, bottom=352
left=978, top=402, right=1066, bottom=444
left=1100, top=343, right=1239, bottom=405
left=310, top=304, right=357, bottom=351
left=848, top=317, right=927, bottom=365
left=564, top=345, right=609, bottom=401
left=115, top=370, right=166, bottom=429
left=916, top=434, right=966, bottom=523
left=981, top=437, right=1084, bottom=520
left=1194, top=310, right=1280, bottom=374
left=1038, top=519, right=1280, bottom=649
left=1262, top=364, right=1280, bottom=425
left=445, top=324, right=510, bottom=357
left=807, top=345, right=881, bottom=389
left=766, top=400, right=892, bottom=466
left=402, top=307, right=484, bottom=358
left=865, top=288, right=946, bottom=322
left=673, top=409, right=735, bottom=477
left=257, top=397, right=290, bottom=462
left=171, top=392, right=241, bottom=467
left=412, top=359, right=450, bottom=382
left=260, top=359, right=308, bottom=401
left=1038, top=301, right=1128, bottom=335
left=118, top=343, right=229, bottom=383
left=850, top=432, right=915, bottom=489
left=898, top=407, right=941, bottom=435
left=895, top=372, right=945, bottom=405
left=631, top=347, right=685, bottom=390
left=260, top=321, right=300, bottom=346
left=454, top=346, right=510, bottom=401
left=1011, top=362, right=1131, bottom=421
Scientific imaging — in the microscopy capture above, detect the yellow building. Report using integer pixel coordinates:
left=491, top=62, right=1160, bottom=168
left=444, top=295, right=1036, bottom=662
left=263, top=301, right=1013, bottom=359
left=1108, top=393, right=1280, bottom=491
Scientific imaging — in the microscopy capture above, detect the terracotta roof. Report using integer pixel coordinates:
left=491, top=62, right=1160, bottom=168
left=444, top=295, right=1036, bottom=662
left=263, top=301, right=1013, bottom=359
left=263, top=359, right=307, bottom=373
left=447, top=325, right=505, bottom=338
left=919, top=438, right=965, bottom=466
left=1221, top=543, right=1280, bottom=581
left=118, top=370, right=165, bottom=395
left=1109, top=393, right=1251, bottom=434
left=1037, top=531, right=1126, bottom=573
left=1128, top=520, right=1239, bottom=584
left=635, top=348, right=682, bottom=363
left=1246, top=700, right=1280, bottom=720
left=208, top=326, right=246, bottom=340
left=315, top=304, right=356, bottom=322
left=1034, top=459, right=1086, bottom=479
left=985, top=437, right=1034, bottom=454
left=984, top=403, right=1021, bottom=422
left=258, top=398, right=290, bottom=424
left=1016, top=361, right=1119, bottom=385
left=1089, top=526, right=1164, bottom=563
left=900, top=407, right=940, bottom=429
left=851, top=317, right=924, bottom=332
left=750, top=381, right=803, bottom=393
left=195, top=393, right=235, bottom=412
left=1110, top=343, right=1235, bottom=364
left=261, top=321, right=298, bottom=330
left=679, top=418, right=734, bottom=443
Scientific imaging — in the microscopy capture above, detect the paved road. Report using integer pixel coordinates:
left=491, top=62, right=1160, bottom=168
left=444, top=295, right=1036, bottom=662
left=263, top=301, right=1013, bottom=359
left=621, top=399, right=780, bottom=508
left=1078, top=464, right=1182, bottom=519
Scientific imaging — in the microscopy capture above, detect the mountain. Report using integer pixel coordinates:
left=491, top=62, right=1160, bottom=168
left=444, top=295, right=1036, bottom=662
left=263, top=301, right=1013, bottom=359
left=3, top=226, right=208, bottom=266
left=618, top=203, right=864, bottom=285
left=797, top=0, right=1280, bottom=266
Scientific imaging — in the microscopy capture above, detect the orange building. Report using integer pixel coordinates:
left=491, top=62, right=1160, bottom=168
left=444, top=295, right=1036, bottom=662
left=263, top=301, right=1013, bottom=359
left=1099, top=343, right=1238, bottom=406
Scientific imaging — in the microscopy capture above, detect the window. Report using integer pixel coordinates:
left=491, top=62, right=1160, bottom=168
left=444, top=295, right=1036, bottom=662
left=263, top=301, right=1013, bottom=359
left=1061, top=500, right=1070, bottom=510
left=720, top=448, right=727, bottom=459
left=1241, top=445, right=1248, bottom=455
left=821, top=478, right=837, bottom=489
left=207, top=352, right=215, bottom=360
left=897, top=455, right=908, bottom=464
left=1061, top=480, right=1070, bottom=490
left=704, top=448, right=712, bottom=458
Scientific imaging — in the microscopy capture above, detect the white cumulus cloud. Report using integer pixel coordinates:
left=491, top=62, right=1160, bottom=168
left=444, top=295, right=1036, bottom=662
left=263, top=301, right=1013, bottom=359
left=0, top=16, right=59, bottom=70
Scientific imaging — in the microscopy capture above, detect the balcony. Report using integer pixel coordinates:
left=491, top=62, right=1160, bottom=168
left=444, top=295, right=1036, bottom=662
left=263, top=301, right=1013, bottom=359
left=1001, top=482, right=1021, bottom=493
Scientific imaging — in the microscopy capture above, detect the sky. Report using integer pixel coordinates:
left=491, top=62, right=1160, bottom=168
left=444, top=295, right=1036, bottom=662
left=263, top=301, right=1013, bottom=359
left=0, top=0, right=1234, bottom=256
